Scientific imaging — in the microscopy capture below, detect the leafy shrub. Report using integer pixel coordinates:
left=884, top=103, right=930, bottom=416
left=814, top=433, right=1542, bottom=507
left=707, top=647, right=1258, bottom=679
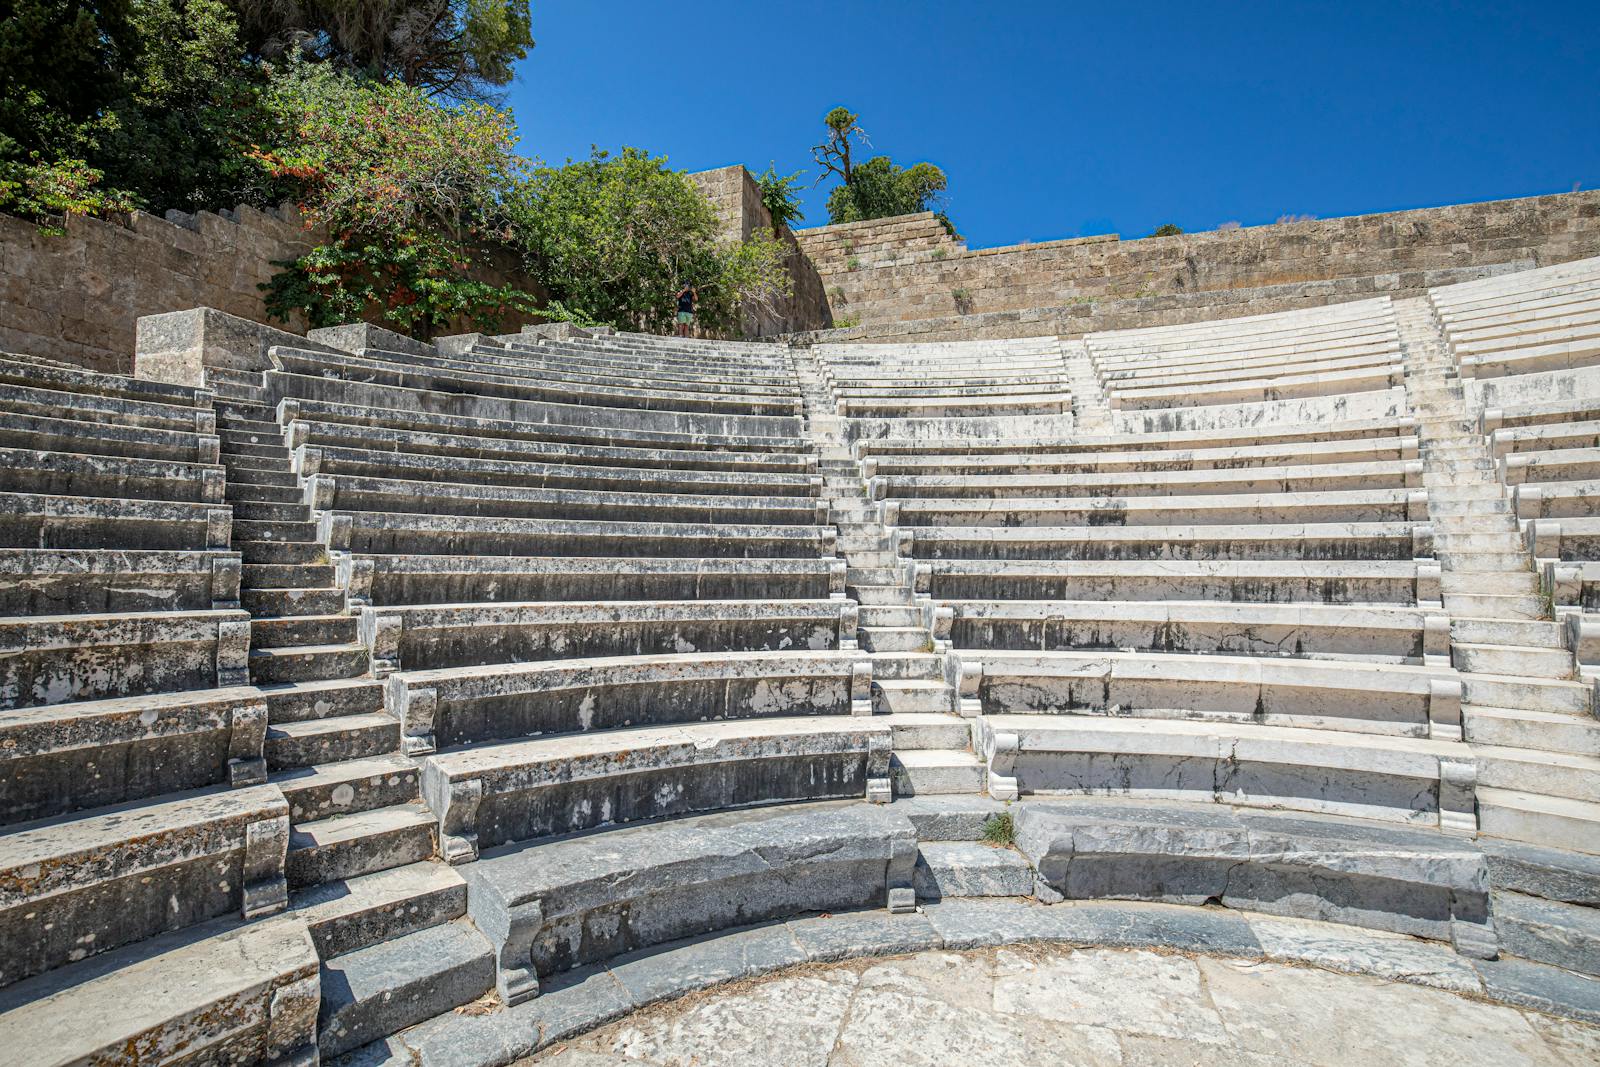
left=0, top=155, right=136, bottom=234
left=256, top=63, right=537, bottom=337
left=508, top=147, right=791, bottom=335
left=1148, top=222, right=1184, bottom=238
left=754, top=162, right=805, bottom=233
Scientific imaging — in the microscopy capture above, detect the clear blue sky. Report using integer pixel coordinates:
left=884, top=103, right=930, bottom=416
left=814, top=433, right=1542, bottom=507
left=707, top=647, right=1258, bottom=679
left=504, top=1, right=1600, bottom=248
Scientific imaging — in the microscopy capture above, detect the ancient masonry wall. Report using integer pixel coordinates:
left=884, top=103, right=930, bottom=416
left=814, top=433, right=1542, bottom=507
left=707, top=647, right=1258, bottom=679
left=793, top=189, right=1600, bottom=340
left=690, top=165, right=833, bottom=336
left=0, top=203, right=316, bottom=374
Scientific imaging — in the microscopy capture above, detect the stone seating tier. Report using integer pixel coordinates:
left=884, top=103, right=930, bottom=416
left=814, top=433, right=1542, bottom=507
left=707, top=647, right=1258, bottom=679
left=308, top=473, right=828, bottom=526
left=0, top=492, right=231, bottom=550
left=267, top=368, right=803, bottom=442
left=419, top=717, right=892, bottom=862
left=0, top=608, right=250, bottom=710
left=323, top=510, right=836, bottom=558
left=349, top=555, right=845, bottom=606
left=901, top=521, right=1431, bottom=561
left=0, top=381, right=215, bottom=435
left=958, top=649, right=1461, bottom=739
left=874, top=457, right=1423, bottom=499
left=288, top=416, right=816, bottom=475
left=293, top=442, right=822, bottom=498
left=0, top=783, right=289, bottom=987
left=385, top=648, right=873, bottom=751
left=279, top=397, right=813, bottom=461
left=977, top=714, right=1473, bottom=828
left=885, top=486, right=1428, bottom=528
left=865, top=435, right=1419, bottom=476
left=854, top=416, right=1420, bottom=456
left=0, top=410, right=219, bottom=464
left=915, top=559, right=1439, bottom=605
left=463, top=344, right=802, bottom=391
left=0, top=913, right=319, bottom=1066
left=941, top=601, right=1447, bottom=664
left=0, top=685, right=269, bottom=823
left=0, top=548, right=240, bottom=612
left=361, top=598, right=859, bottom=675
left=270, top=348, right=801, bottom=420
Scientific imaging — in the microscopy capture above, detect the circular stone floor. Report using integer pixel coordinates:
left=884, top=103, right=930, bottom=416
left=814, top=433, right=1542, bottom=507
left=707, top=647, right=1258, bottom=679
left=525, top=944, right=1600, bottom=1067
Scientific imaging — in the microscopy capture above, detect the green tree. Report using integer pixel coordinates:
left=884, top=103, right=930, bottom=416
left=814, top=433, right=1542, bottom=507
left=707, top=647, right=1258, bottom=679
left=825, top=155, right=949, bottom=229
left=811, top=106, right=953, bottom=232
left=228, top=0, right=534, bottom=100
left=1149, top=223, right=1184, bottom=237
left=256, top=63, right=537, bottom=337
left=754, top=162, right=805, bottom=234
left=507, top=147, right=791, bottom=334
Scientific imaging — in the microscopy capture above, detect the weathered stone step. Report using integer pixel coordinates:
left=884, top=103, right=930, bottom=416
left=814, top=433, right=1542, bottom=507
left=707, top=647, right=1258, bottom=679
left=1452, top=642, right=1573, bottom=678
left=232, top=500, right=312, bottom=523
left=1427, top=498, right=1510, bottom=517
left=275, top=752, right=420, bottom=824
left=1452, top=617, right=1563, bottom=648
left=225, top=481, right=301, bottom=505
left=1442, top=592, right=1546, bottom=620
left=1441, top=550, right=1534, bottom=572
left=913, top=841, right=1033, bottom=900
left=239, top=539, right=326, bottom=565
left=234, top=518, right=320, bottom=543
left=252, top=612, right=357, bottom=649
left=264, top=677, right=387, bottom=724
left=225, top=465, right=298, bottom=488
left=851, top=584, right=912, bottom=606
left=847, top=566, right=906, bottom=586
left=861, top=626, right=932, bottom=653
left=287, top=802, right=437, bottom=890
left=869, top=652, right=944, bottom=681
left=242, top=586, right=346, bottom=617
left=316, top=918, right=492, bottom=1058
left=890, top=749, right=984, bottom=796
left=268, top=711, right=401, bottom=770
left=251, top=642, right=368, bottom=685
left=884, top=709, right=967, bottom=747
left=216, top=400, right=276, bottom=422
left=221, top=440, right=291, bottom=461
left=1466, top=705, right=1600, bottom=753
left=1439, top=570, right=1539, bottom=595
left=1479, top=787, right=1600, bottom=854
left=1461, top=673, right=1591, bottom=714
left=847, top=548, right=900, bottom=569
left=1493, top=891, right=1600, bottom=976
left=243, top=562, right=338, bottom=589
left=1475, top=745, right=1600, bottom=804
left=290, top=860, right=466, bottom=959
left=860, top=604, right=921, bottom=628
left=219, top=425, right=283, bottom=446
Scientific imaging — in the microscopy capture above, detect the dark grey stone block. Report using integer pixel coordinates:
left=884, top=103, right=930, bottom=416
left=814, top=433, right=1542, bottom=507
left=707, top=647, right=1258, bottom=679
left=1473, top=956, right=1600, bottom=1023
left=1493, top=891, right=1600, bottom=977
left=607, top=923, right=807, bottom=1006
left=1483, top=838, right=1600, bottom=906
left=788, top=909, right=944, bottom=961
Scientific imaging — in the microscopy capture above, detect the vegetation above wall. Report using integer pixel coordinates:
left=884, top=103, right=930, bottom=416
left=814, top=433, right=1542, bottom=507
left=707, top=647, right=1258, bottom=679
left=811, top=107, right=955, bottom=235
left=0, top=0, right=787, bottom=337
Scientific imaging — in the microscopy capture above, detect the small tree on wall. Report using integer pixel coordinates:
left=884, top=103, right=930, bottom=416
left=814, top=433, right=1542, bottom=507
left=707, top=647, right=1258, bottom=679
left=811, top=105, right=954, bottom=234
left=754, top=162, right=805, bottom=235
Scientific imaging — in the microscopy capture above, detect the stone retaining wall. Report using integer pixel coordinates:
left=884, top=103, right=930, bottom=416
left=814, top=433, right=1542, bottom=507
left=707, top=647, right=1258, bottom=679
left=794, top=190, right=1600, bottom=340
left=689, top=165, right=833, bottom=336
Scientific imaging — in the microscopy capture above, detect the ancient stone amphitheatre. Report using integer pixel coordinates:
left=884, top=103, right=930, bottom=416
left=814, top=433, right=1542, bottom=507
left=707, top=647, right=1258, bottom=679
left=4, top=194, right=1600, bottom=1064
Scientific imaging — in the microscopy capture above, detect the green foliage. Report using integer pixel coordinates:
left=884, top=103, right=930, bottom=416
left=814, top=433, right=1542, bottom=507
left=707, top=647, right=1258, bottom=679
left=754, top=162, right=805, bottom=233
left=1149, top=222, right=1184, bottom=238
left=256, top=63, right=536, bottom=337
left=813, top=106, right=867, bottom=183
left=0, top=155, right=136, bottom=234
left=0, top=0, right=279, bottom=219
left=824, top=155, right=949, bottom=229
left=832, top=313, right=860, bottom=329
left=228, top=1, right=534, bottom=100
left=507, top=147, right=791, bottom=334
left=846, top=256, right=861, bottom=270
left=981, top=811, right=1015, bottom=847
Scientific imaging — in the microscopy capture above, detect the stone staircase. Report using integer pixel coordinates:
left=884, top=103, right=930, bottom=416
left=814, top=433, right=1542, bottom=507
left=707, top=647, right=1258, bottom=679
left=792, top=347, right=981, bottom=796
left=1395, top=298, right=1600, bottom=851
left=1060, top=337, right=1113, bottom=432
left=204, top=366, right=483, bottom=1056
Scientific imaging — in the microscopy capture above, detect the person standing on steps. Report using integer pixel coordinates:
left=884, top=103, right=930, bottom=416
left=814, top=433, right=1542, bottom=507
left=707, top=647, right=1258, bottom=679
left=675, top=283, right=698, bottom=337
